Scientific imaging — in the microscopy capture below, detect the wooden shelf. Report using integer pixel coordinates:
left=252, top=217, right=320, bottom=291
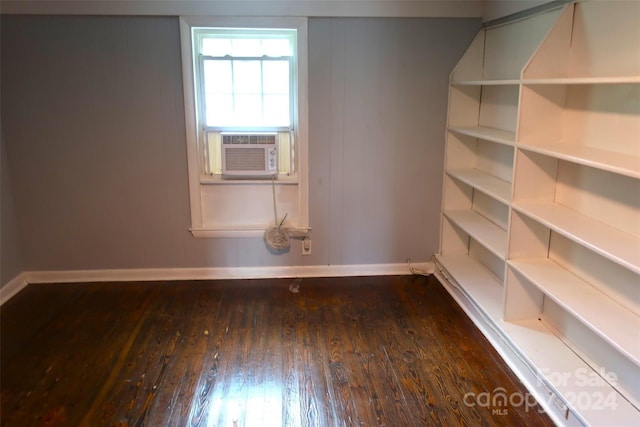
left=522, top=76, right=640, bottom=84
left=446, top=169, right=511, bottom=204
left=512, top=201, right=640, bottom=275
left=440, top=2, right=640, bottom=423
left=509, top=258, right=640, bottom=367
left=501, top=318, right=640, bottom=426
left=434, top=254, right=503, bottom=319
left=443, top=209, right=507, bottom=259
left=449, top=126, right=516, bottom=146
left=518, top=143, right=640, bottom=180
left=451, top=79, right=520, bottom=86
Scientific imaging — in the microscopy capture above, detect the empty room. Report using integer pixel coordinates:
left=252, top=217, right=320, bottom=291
left=1, top=0, right=638, bottom=426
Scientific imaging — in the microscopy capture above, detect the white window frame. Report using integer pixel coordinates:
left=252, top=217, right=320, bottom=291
left=180, top=17, right=309, bottom=237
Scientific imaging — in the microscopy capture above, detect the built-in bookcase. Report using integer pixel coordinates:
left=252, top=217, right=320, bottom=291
left=436, top=2, right=639, bottom=426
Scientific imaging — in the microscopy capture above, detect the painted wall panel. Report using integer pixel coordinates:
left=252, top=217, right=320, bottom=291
left=1, top=131, right=24, bottom=285
left=1, top=15, right=478, bottom=277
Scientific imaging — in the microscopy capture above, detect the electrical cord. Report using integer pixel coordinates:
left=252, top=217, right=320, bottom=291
left=264, top=176, right=291, bottom=251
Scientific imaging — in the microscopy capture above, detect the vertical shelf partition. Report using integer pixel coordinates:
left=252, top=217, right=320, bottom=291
left=436, top=2, right=640, bottom=426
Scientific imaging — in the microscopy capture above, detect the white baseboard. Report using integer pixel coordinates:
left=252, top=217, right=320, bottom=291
left=0, top=272, right=30, bottom=305
left=1, top=261, right=434, bottom=305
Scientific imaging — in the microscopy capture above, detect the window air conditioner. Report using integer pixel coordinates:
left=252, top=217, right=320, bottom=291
left=221, top=133, right=278, bottom=179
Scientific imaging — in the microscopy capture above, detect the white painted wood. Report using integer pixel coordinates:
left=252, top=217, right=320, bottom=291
left=518, top=142, right=640, bottom=180
left=521, top=3, right=573, bottom=80
left=180, top=17, right=310, bottom=234
left=443, top=209, right=507, bottom=258
left=477, top=85, right=519, bottom=133
left=555, top=161, right=640, bottom=237
left=523, top=77, right=640, bottom=84
left=440, top=215, right=471, bottom=256
left=450, top=31, right=485, bottom=83
left=442, top=175, right=473, bottom=211
left=482, top=7, right=560, bottom=80
left=434, top=253, right=503, bottom=318
left=509, top=258, right=640, bottom=367
left=549, top=233, right=640, bottom=316
left=568, top=1, right=640, bottom=78
left=19, top=261, right=433, bottom=286
left=472, top=190, right=509, bottom=231
left=446, top=169, right=511, bottom=204
left=513, top=201, right=640, bottom=275
left=451, top=79, right=521, bottom=86
left=434, top=267, right=580, bottom=427
left=504, top=318, right=640, bottom=427
left=475, top=139, right=514, bottom=183
left=449, top=125, right=516, bottom=146
left=543, top=301, right=640, bottom=410
left=512, top=149, right=557, bottom=201
left=508, top=209, right=550, bottom=259
left=468, top=238, right=505, bottom=283
left=0, top=273, right=29, bottom=305
left=503, top=266, right=543, bottom=321
left=563, top=84, right=640, bottom=157
left=436, top=268, right=640, bottom=427
left=444, top=132, right=476, bottom=170
left=447, top=86, right=481, bottom=128
left=440, top=3, right=640, bottom=423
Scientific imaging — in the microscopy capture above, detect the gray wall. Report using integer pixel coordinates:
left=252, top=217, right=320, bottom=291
left=0, top=15, right=478, bottom=281
left=1, top=130, right=24, bottom=284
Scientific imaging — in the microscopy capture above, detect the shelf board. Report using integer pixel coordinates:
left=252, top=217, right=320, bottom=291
left=450, top=79, right=521, bottom=86
left=436, top=263, right=640, bottom=426
left=443, top=209, right=508, bottom=259
left=522, top=76, right=640, bottom=84
left=452, top=77, right=640, bottom=85
left=512, top=201, right=640, bottom=275
left=434, top=253, right=503, bottom=319
left=509, top=258, right=640, bottom=367
left=501, top=318, right=640, bottom=426
left=449, top=126, right=516, bottom=146
left=518, top=143, right=640, bottom=179
left=446, top=169, right=512, bottom=204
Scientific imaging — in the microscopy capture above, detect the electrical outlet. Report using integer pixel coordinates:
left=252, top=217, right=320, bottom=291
left=302, top=237, right=311, bottom=255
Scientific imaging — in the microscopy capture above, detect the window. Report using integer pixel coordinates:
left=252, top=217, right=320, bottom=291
left=194, top=28, right=297, bottom=176
left=180, top=17, right=308, bottom=236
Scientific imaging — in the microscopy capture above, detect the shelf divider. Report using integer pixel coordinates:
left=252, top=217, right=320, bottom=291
left=449, top=126, right=516, bottom=146
left=512, top=201, right=640, bottom=275
left=509, top=258, right=640, bottom=367
left=446, top=169, right=511, bottom=204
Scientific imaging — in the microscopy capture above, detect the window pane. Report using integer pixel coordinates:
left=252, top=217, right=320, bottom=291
left=202, top=38, right=232, bottom=56
left=203, top=60, right=232, bottom=94
left=233, top=60, right=261, bottom=95
left=263, top=61, right=289, bottom=94
left=263, top=95, right=290, bottom=126
left=233, top=94, right=262, bottom=126
left=205, top=93, right=233, bottom=126
left=232, top=39, right=262, bottom=56
left=262, top=39, right=292, bottom=56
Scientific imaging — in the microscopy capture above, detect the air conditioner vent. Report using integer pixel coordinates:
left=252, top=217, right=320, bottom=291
left=221, top=132, right=278, bottom=178
left=222, top=134, right=277, bottom=145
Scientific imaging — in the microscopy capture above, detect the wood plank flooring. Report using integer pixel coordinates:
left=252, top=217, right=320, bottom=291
left=1, top=275, right=554, bottom=426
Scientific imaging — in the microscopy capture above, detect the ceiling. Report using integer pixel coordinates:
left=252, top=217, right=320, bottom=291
left=0, top=0, right=485, bottom=17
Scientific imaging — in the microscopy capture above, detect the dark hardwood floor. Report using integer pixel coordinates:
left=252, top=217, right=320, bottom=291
left=1, top=275, right=554, bottom=426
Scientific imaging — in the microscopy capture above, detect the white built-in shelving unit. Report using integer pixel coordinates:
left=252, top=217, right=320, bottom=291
left=435, top=2, right=640, bottom=426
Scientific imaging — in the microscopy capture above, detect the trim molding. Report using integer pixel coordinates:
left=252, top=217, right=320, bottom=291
left=1, top=261, right=434, bottom=304
left=0, top=272, right=30, bottom=305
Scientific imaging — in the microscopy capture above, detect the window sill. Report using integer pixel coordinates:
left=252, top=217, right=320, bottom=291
left=199, top=175, right=299, bottom=185
left=190, top=226, right=311, bottom=238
